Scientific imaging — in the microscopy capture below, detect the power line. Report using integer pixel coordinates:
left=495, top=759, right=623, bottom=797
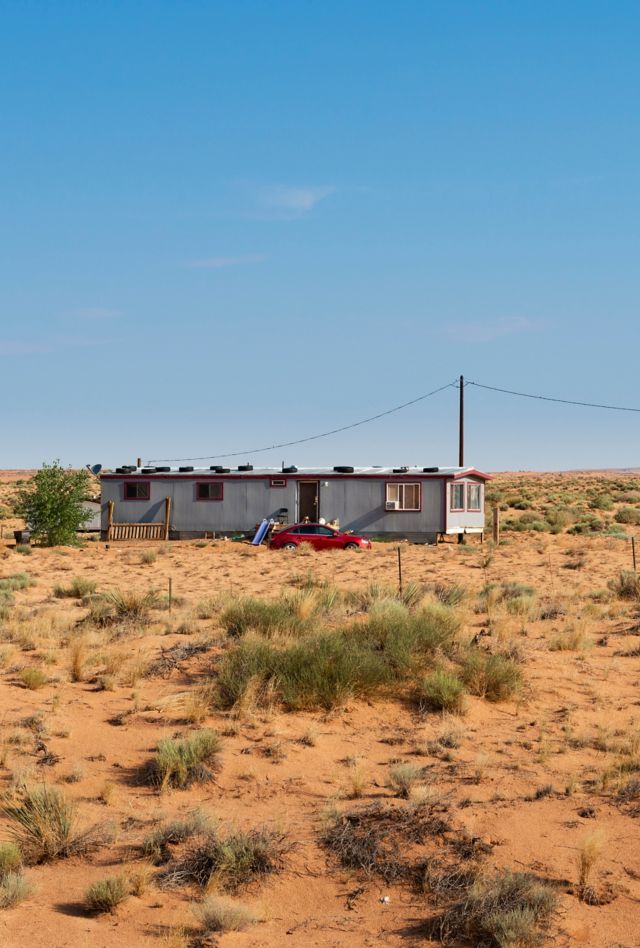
left=148, top=380, right=458, bottom=463
left=467, top=380, right=640, bottom=413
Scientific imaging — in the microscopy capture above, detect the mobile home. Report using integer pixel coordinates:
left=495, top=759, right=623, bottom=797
left=101, top=464, right=490, bottom=542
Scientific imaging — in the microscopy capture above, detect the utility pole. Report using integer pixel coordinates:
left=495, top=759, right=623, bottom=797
left=458, top=375, right=464, bottom=468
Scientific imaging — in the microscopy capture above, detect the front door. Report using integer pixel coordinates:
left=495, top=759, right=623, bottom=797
left=298, top=481, right=319, bottom=522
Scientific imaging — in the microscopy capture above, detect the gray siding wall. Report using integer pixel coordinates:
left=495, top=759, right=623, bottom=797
left=101, top=475, right=485, bottom=538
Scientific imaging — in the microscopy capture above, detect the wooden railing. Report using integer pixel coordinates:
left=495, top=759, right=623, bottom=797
left=109, top=523, right=165, bottom=540
left=106, top=497, right=172, bottom=541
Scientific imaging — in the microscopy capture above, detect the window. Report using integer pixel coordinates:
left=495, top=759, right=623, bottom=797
left=124, top=481, right=150, bottom=500
left=196, top=482, right=223, bottom=501
left=270, top=478, right=287, bottom=488
left=467, top=483, right=482, bottom=510
left=450, top=483, right=465, bottom=511
left=385, top=482, right=420, bottom=511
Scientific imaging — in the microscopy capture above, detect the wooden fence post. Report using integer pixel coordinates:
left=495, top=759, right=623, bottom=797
left=164, top=497, right=172, bottom=541
left=492, top=505, right=500, bottom=546
left=632, top=536, right=637, bottom=572
left=107, top=500, right=114, bottom=541
left=397, top=546, right=403, bottom=594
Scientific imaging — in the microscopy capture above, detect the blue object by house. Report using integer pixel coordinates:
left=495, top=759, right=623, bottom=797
left=252, top=519, right=270, bottom=546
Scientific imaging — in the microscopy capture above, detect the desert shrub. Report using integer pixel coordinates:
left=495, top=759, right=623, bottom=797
left=0, top=843, right=21, bottom=879
left=141, top=549, right=157, bottom=565
left=85, top=875, right=129, bottom=913
left=215, top=632, right=392, bottom=712
left=194, top=896, right=259, bottom=933
left=589, top=494, right=614, bottom=511
left=460, top=653, right=522, bottom=702
left=435, top=869, right=558, bottom=946
left=19, top=668, right=48, bottom=690
left=0, top=573, right=35, bottom=593
left=418, top=669, right=465, bottom=712
left=568, top=515, right=606, bottom=535
left=323, top=802, right=449, bottom=883
left=615, top=506, right=640, bottom=525
left=549, top=625, right=589, bottom=651
left=105, top=588, right=160, bottom=620
left=148, top=730, right=221, bottom=790
left=387, top=763, right=422, bottom=798
left=504, top=594, right=535, bottom=617
left=160, top=826, right=289, bottom=892
left=15, top=462, right=93, bottom=546
left=434, top=583, right=467, bottom=606
left=609, top=570, right=640, bottom=601
left=220, top=596, right=309, bottom=638
left=500, top=582, right=535, bottom=601
left=0, top=872, right=32, bottom=909
left=3, top=785, right=108, bottom=864
left=15, top=545, right=32, bottom=555
left=53, top=577, right=97, bottom=598
left=614, top=491, right=640, bottom=504
left=505, top=511, right=550, bottom=533
left=142, top=811, right=213, bottom=864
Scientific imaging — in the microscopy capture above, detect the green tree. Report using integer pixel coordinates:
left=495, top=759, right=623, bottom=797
left=16, top=461, right=92, bottom=546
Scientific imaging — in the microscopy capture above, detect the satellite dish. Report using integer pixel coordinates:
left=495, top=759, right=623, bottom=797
left=86, top=464, right=103, bottom=476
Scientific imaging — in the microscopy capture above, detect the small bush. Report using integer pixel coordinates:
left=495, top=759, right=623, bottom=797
left=161, top=826, right=289, bottom=892
left=142, top=811, right=213, bottom=864
left=434, top=583, right=467, bottom=606
left=3, top=785, right=108, bottom=864
left=194, top=895, right=259, bottom=933
left=141, top=549, right=157, bottom=565
left=15, top=462, right=93, bottom=546
left=387, top=763, right=421, bottom=799
left=0, top=842, right=21, bottom=879
left=149, top=730, right=221, bottom=789
left=549, top=625, right=589, bottom=651
left=418, top=669, right=465, bottom=712
left=615, top=506, right=640, bottom=525
left=0, top=872, right=32, bottom=909
left=460, top=652, right=522, bottom=702
left=609, top=570, right=640, bottom=600
left=53, top=577, right=97, bottom=599
left=0, top=573, right=35, bottom=592
left=85, top=875, right=129, bottom=914
left=19, top=668, right=48, bottom=690
left=104, top=588, right=160, bottom=620
left=436, top=869, right=558, bottom=946
left=15, top=545, right=32, bottom=556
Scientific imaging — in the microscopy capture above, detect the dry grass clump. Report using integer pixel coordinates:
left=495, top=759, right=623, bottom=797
left=103, top=588, right=160, bottom=622
left=140, top=549, right=157, bottom=565
left=433, top=869, right=558, bottom=946
left=193, top=895, right=259, bottom=933
left=53, top=577, right=97, bottom=599
left=387, top=763, right=422, bottom=799
left=147, top=730, right=221, bottom=790
left=85, top=875, right=129, bottom=914
left=434, top=582, right=467, bottom=606
left=323, top=802, right=449, bottom=883
left=609, top=570, right=640, bottom=601
left=548, top=624, right=590, bottom=652
left=3, top=785, right=111, bottom=864
left=418, top=669, right=466, bottom=713
left=160, top=825, right=290, bottom=892
left=19, top=667, right=48, bottom=690
left=577, top=830, right=606, bottom=901
left=142, top=811, right=213, bottom=864
left=460, top=652, right=522, bottom=702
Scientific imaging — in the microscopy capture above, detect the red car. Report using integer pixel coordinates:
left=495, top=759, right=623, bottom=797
left=269, top=523, right=372, bottom=551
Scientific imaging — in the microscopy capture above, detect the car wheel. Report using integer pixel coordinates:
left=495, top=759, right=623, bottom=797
left=344, top=542, right=360, bottom=551
left=282, top=542, right=298, bottom=550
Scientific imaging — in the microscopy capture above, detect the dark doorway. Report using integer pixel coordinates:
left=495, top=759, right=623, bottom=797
left=298, top=481, right=319, bottom=522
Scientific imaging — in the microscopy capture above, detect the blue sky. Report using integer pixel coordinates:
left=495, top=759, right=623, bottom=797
left=2, top=1, right=639, bottom=471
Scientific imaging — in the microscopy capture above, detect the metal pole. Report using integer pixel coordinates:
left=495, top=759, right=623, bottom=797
left=458, top=375, right=464, bottom=468
left=633, top=536, right=637, bottom=572
left=397, top=546, right=403, bottom=594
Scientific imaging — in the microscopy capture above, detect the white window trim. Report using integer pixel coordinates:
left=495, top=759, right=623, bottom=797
left=385, top=482, right=421, bottom=512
